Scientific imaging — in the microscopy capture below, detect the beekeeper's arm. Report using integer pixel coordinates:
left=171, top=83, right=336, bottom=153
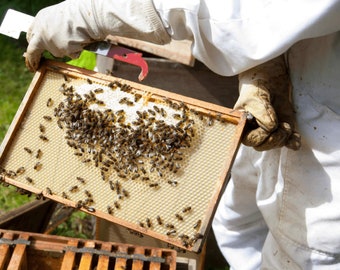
left=25, top=0, right=171, bottom=71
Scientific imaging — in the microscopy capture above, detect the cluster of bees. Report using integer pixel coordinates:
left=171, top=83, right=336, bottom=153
left=54, top=79, right=198, bottom=191
left=0, top=75, right=223, bottom=250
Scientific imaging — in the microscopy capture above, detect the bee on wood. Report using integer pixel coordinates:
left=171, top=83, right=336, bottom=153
left=84, top=190, right=92, bottom=198
left=94, top=88, right=104, bottom=94
left=86, top=78, right=93, bottom=84
left=36, top=149, right=43, bottom=159
left=16, top=167, right=25, bottom=175
left=167, top=180, right=178, bottom=187
left=182, top=206, right=192, bottom=213
left=160, top=108, right=167, bottom=117
left=35, top=192, right=43, bottom=200
left=76, top=177, right=86, bottom=184
left=156, top=215, right=163, bottom=225
left=193, top=219, right=202, bottom=230
left=138, top=221, right=145, bottom=228
left=62, top=192, right=69, bottom=199
left=69, top=185, right=79, bottom=193
left=39, top=124, right=46, bottom=133
left=39, top=135, right=49, bottom=142
left=114, top=201, right=120, bottom=209
left=33, top=162, right=42, bottom=171
left=107, top=206, right=114, bottom=215
left=43, top=115, right=52, bottom=121
left=122, top=189, right=129, bottom=198
left=45, top=187, right=52, bottom=195
left=134, top=94, right=142, bottom=102
left=24, top=147, right=33, bottom=154
left=166, top=229, right=177, bottom=237
left=147, top=109, right=156, bottom=116
left=149, top=183, right=159, bottom=189
left=165, top=223, right=175, bottom=229
left=153, top=105, right=160, bottom=113
left=146, top=218, right=152, bottom=228
left=46, top=98, right=53, bottom=107
left=25, top=176, right=33, bottom=184
left=75, top=200, right=84, bottom=209
left=95, top=100, right=105, bottom=106
left=175, top=213, right=184, bottom=221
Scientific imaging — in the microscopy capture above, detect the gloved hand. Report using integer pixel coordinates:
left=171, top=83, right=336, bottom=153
left=25, top=0, right=170, bottom=72
left=234, top=55, right=301, bottom=151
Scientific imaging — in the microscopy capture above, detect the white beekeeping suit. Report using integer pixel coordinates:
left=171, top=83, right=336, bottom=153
left=151, top=2, right=340, bottom=268
left=25, top=0, right=340, bottom=268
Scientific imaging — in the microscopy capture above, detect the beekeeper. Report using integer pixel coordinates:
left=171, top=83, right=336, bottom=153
left=25, top=0, right=340, bottom=269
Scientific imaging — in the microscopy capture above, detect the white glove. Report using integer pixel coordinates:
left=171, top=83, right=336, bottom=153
left=25, top=0, right=170, bottom=71
left=234, top=55, right=301, bottom=151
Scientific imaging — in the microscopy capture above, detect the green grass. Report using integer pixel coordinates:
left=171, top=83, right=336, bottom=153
left=0, top=35, right=35, bottom=211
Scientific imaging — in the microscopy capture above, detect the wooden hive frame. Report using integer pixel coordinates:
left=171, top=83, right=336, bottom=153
left=0, top=228, right=177, bottom=270
left=0, top=61, right=246, bottom=253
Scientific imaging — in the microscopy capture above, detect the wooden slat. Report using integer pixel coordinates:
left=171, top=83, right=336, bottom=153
left=114, top=246, right=127, bottom=270
left=149, top=249, right=162, bottom=270
left=131, top=246, right=144, bottom=270
left=7, top=233, right=30, bottom=270
left=0, top=232, right=14, bottom=270
left=96, top=242, right=112, bottom=270
left=79, top=241, right=96, bottom=270
left=61, top=239, right=79, bottom=270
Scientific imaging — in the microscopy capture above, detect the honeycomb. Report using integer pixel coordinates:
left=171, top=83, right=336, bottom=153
left=0, top=62, right=244, bottom=252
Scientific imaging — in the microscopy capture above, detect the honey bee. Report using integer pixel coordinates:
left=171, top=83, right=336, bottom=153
left=76, top=177, right=86, bottom=184
left=62, top=192, right=69, bottom=199
left=46, top=98, right=53, bottom=107
left=165, top=223, right=175, bottom=229
left=146, top=218, right=152, bottom=228
left=175, top=213, right=184, bottom=221
left=122, top=189, right=129, bottom=198
left=33, top=162, right=42, bottom=171
left=193, top=219, right=202, bottom=230
left=39, top=124, right=46, bottom=133
left=166, top=229, right=177, bottom=236
left=94, top=88, right=104, bottom=94
left=156, top=215, right=163, bottom=225
left=24, top=147, right=33, bottom=154
left=138, top=221, right=145, bottom=228
left=153, top=105, right=160, bottom=113
left=25, top=176, right=33, bottom=184
left=160, top=108, right=167, bottom=118
left=75, top=200, right=84, bottom=209
left=182, top=206, right=192, bottom=213
left=114, top=201, right=120, bottom=209
left=43, top=115, right=52, bottom=121
left=167, top=180, right=178, bottom=187
left=45, top=187, right=52, bottom=195
left=86, top=78, right=93, bottom=84
left=16, top=167, right=25, bottom=175
left=95, top=100, right=105, bottom=106
left=149, top=183, right=159, bottom=189
left=36, top=149, right=43, bottom=159
left=134, top=94, right=142, bottom=102
left=84, top=190, right=92, bottom=198
left=107, top=206, right=114, bottom=215
left=39, top=135, right=49, bottom=142
left=147, top=109, right=156, bottom=116
left=69, top=185, right=79, bottom=192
